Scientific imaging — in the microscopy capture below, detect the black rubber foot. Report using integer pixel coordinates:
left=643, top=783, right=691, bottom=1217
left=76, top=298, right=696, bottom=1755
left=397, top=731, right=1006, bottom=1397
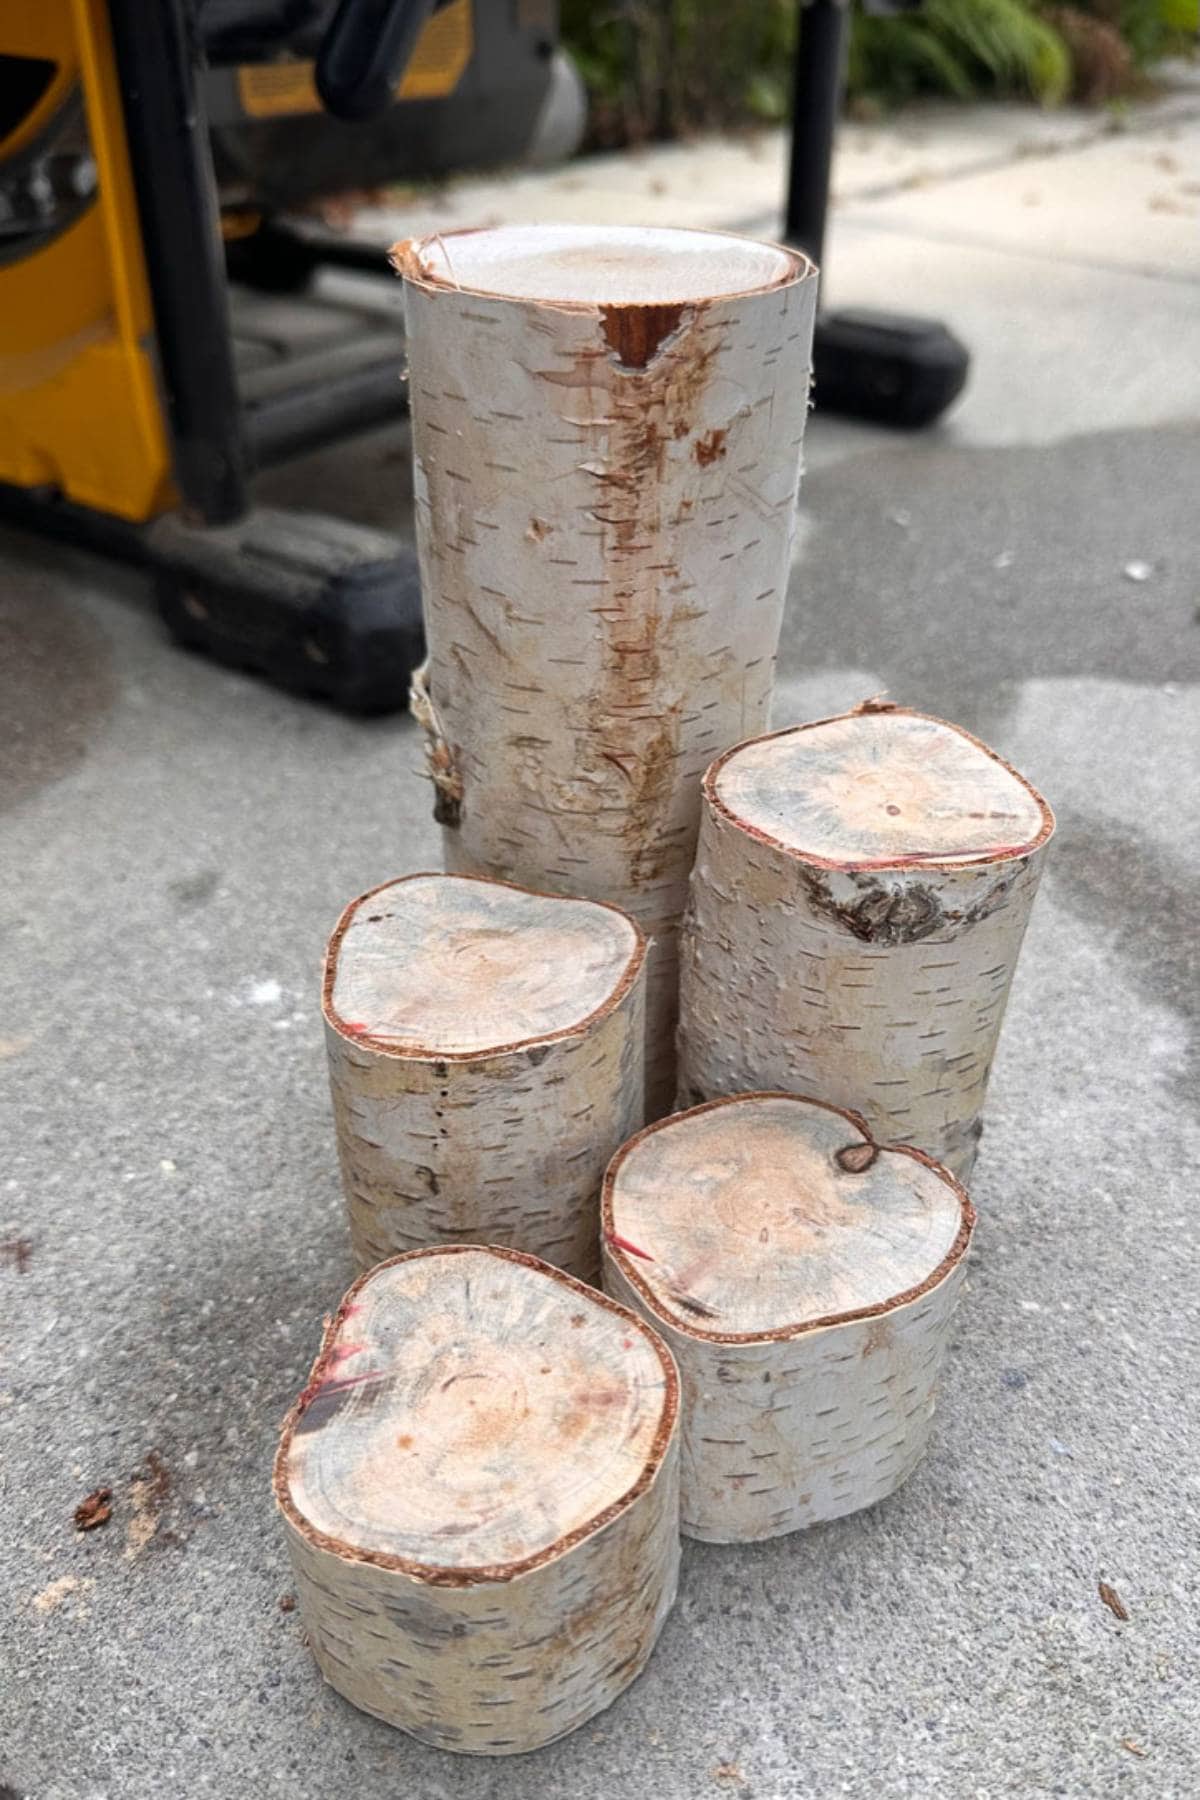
left=224, top=221, right=319, bottom=294
left=812, top=309, right=970, bottom=429
left=150, top=506, right=424, bottom=713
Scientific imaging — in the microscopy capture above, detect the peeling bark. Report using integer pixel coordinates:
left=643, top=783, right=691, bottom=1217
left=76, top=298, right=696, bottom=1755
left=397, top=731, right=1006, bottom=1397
left=602, top=1094, right=973, bottom=1542
left=394, top=224, right=818, bottom=1114
left=275, top=1247, right=680, bottom=1754
left=323, top=874, right=645, bottom=1280
left=676, top=705, right=1054, bottom=1178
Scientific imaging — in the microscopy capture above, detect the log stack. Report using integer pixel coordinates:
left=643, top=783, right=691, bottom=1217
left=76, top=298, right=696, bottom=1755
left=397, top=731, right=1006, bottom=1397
left=272, top=225, right=1060, bottom=1756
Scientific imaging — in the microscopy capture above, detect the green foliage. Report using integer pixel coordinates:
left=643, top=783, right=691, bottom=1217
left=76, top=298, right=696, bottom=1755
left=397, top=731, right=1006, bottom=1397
left=559, top=0, right=797, bottom=147
left=845, top=14, right=983, bottom=107
left=560, top=0, right=1195, bottom=142
left=1105, top=0, right=1198, bottom=62
left=850, top=0, right=1072, bottom=108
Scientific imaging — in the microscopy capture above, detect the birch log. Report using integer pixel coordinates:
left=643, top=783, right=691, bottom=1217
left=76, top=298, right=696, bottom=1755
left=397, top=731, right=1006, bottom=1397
left=676, top=702, right=1054, bottom=1176
left=602, top=1093, right=974, bottom=1542
left=393, top=223, right=818, bottom=1115
left=274, top=1245, right=681, bottom=1754
left=324, top=873, right=645, bottom=1280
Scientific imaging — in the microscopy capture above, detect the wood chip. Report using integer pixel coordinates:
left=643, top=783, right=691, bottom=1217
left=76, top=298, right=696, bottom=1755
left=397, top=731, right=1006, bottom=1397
left=1120, top=1738, right=1147, bottom=1758
left=73, top=1487, right=113, bottom=1531
left=1099, top=1580, right=1129, bottom=1621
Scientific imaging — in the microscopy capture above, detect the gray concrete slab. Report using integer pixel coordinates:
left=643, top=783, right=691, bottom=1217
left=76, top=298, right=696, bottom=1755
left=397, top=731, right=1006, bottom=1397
left=838, top=117, right=1200, bottom=282
left=4, top=97, right=1200, bottom=1800
left=350, top=65, right=1200, bottom=240
left=813, top=227, right=1200, bottom=451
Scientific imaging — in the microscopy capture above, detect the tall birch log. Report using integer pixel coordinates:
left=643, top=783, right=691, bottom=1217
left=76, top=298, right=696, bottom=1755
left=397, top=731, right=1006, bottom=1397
left=324, top=873, right=645, bottom=1280
left=393, top=223, right=818, bottom=1115
left=676, top=702, right=1054, bottom=1176
left=274, top=1245, right=681, bottom=1754
left=602, top=1093, right=974, bottom=1543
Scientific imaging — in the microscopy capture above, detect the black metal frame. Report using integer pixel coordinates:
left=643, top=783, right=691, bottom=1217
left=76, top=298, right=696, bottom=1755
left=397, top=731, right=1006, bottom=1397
left=784, top=0, right=847, bottom=266
left=107, top=0, right=250, bottom=524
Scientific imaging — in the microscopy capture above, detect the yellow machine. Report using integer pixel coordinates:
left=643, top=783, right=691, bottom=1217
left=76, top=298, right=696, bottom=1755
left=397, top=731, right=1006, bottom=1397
left=0, top=0, right=565, bottom=708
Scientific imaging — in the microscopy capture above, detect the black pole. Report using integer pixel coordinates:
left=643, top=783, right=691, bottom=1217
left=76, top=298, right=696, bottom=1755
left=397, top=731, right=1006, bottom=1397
left=106, top=0, right=250, bottom=523
left=784, top=0, right=849, bottom=266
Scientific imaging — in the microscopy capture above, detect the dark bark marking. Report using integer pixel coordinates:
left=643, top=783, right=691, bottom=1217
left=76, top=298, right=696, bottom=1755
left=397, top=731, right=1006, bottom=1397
left=799, top=862, right=1025, bottom=946
left=694, top=428, right=728, bottom=467
left=600, top=303, right=686, bottom=370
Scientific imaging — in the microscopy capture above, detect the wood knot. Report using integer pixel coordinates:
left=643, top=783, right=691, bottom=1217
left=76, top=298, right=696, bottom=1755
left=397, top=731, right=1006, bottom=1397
left=835, top=1142, right=878, bottom=1175
left=844, top=881, right=943, bottom=946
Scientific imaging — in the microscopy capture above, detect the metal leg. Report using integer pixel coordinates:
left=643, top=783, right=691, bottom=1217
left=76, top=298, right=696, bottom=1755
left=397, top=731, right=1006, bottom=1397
left=107, top=0, right=250, bottom=523
left=784, top=0, right=849, bottom=266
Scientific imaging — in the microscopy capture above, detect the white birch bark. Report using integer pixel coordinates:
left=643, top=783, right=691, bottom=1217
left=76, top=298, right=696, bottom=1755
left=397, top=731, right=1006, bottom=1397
left=676, top=701, right=1054, bottom=1177
left=274, top=1246, right=680, bottom=1754
left=393, top=224, right=818, bottom=1115
left=324, top=873, right=644, bottom=1281
left=601, top=1093, right=973, bottom=1543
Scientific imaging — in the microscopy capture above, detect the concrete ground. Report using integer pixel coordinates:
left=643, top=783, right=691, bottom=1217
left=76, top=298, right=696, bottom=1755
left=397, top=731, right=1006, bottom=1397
left=3, top=77, right=1200, bottom=1800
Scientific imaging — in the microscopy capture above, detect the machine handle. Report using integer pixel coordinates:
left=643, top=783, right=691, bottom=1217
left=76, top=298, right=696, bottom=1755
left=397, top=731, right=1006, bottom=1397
left=314, top=0, right=438, bottom=121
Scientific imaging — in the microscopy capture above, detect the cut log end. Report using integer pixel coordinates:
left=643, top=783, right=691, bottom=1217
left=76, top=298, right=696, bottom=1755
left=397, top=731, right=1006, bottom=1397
left=277, top=1246, right=677, bottom=1579
left=603, top=1096, right=973, bottom=1542
left=324, top=873, right=643, bottom=1059
left=604, top=1094, right=972, bottom=1342
left=392, top=223, right=810, bottom=310
left=711, top=707, right=1054, bottom=870
left=277, top=1248, right=680, bottom=1751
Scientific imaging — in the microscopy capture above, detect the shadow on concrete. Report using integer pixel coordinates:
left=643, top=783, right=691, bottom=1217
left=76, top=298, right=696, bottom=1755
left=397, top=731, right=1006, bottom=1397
left=1047, top=809, right=1199, bottom=1116
left=785, top=422, right=1200, bottom=745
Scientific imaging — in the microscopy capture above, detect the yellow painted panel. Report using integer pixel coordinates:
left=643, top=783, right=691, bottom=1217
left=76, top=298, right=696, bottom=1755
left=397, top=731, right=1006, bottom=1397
left=398, top=0, right=472, bottom=100
left=237, top=0, right=472, bottom=118
left=0, top=205, right=109, bottom=361
left=236, top=60, right=320, bottom=119
left=0, top=0, right=173, bottom=517
left=0, top=338, right=172, bottom=519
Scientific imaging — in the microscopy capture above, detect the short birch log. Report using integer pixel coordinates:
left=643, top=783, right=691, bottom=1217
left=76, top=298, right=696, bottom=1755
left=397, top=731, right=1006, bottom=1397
left=676, top=702, right=1054, bottom=1177
left=393, top=223, right=818, bottom=1115
left=274, top=1245, right=681, bottom=1754
left=323, top=873, right=645, bottom=1280
left=602, top=1093, right=974, bottom=1543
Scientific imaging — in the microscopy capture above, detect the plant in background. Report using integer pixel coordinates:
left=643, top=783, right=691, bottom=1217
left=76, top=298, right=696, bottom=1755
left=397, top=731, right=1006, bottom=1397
left=1044, top=5, right=1133, bottom=104
left=849, top=0, right=1072, bottom=106
left=560, top=0, right=1197, bottom=143
left=1105, top=0, right=1199, bottom=64
left=559, top=0, right=797, bottom=147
